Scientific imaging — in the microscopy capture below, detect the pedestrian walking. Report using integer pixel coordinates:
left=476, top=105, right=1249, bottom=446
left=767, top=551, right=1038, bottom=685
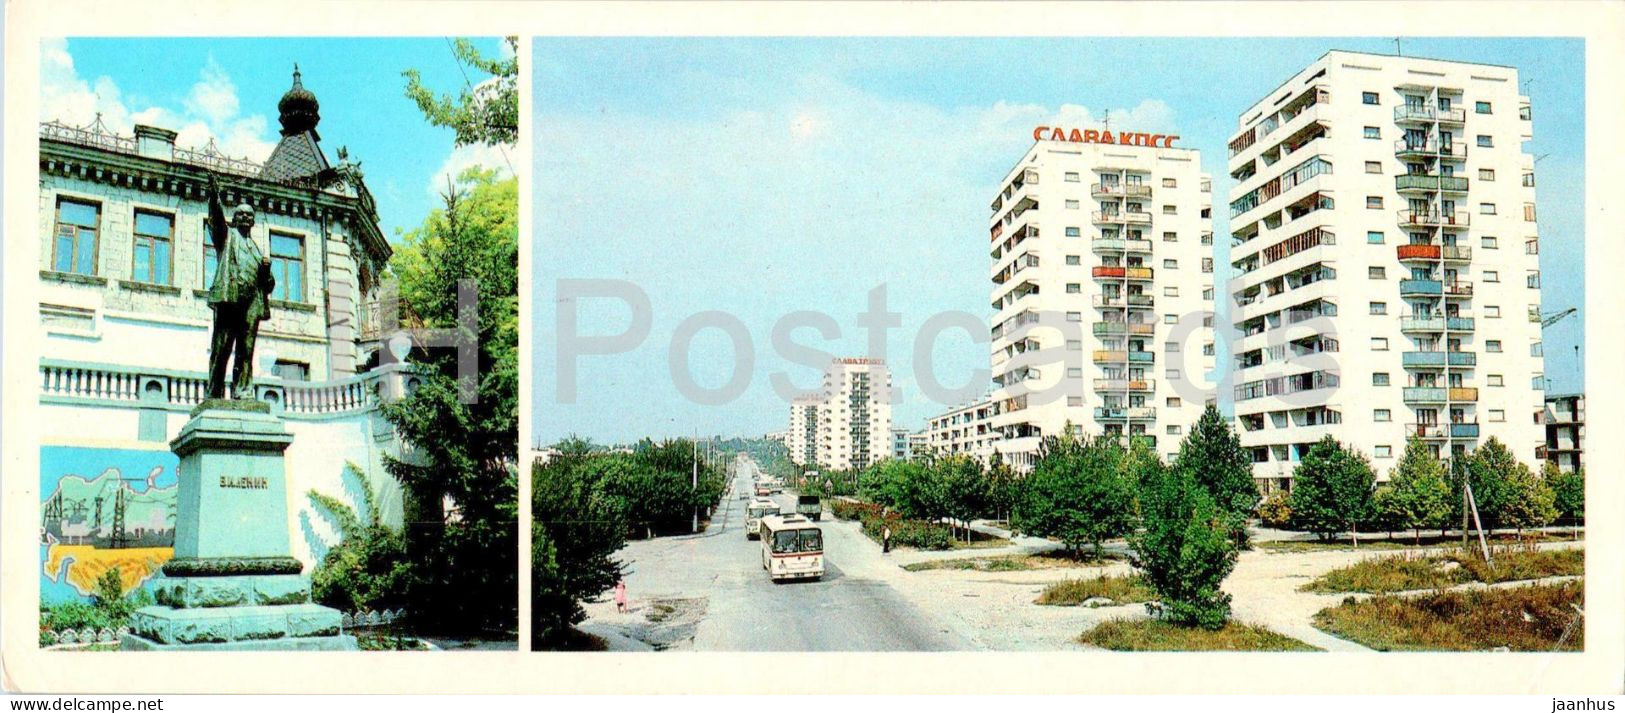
left=882, top=524, right=892, bottom=554
left=614, top=579, right=628, bottom=614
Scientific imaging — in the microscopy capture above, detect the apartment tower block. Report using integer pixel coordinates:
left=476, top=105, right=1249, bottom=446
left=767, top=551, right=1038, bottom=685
left=1226, top=51, right=1545, bottom=490
left=987, top=130, right=1217, bottom=470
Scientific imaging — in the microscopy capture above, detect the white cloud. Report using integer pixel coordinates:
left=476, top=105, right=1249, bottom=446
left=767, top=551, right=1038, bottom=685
left=427, top=141, right=513, bottom=201
left=39, top=39, right=275, bottom=163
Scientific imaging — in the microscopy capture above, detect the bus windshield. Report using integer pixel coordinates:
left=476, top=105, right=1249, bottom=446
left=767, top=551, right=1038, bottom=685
left=748, top=506, right=778, bottom=519
left=772, top=528, right=822, bottom=554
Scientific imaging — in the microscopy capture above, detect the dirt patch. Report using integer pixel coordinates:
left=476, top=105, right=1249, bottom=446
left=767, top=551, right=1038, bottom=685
left=633, top=597, right=709, bottom=650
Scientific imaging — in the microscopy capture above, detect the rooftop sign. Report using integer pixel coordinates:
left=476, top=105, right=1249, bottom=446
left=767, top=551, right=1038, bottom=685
left=1033, top=126, right=1179, bottom=148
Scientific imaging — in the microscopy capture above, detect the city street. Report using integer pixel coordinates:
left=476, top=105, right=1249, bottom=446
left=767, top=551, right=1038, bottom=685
left=577, top=455, right=970, bottom=651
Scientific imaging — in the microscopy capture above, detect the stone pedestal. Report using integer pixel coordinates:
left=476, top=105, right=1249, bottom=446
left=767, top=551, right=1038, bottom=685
left=122, top=400, right=356, bottom=650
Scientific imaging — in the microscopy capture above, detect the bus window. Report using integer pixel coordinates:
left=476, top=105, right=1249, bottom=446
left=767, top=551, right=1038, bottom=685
left=773, top=530, right=799, bottom=554
left=799, top=529, right=822, bottom=553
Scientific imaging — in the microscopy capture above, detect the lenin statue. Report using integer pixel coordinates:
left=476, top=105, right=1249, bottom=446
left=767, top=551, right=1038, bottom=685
left=204, top=176, right=276, bottom=400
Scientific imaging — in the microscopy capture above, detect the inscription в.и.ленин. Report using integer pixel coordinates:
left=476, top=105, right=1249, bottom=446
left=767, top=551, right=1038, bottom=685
left=218, top=475, right=269, bottom=490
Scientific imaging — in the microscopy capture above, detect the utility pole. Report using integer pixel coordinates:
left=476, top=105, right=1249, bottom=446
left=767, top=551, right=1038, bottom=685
left=692, top=435, right=699, bottom=533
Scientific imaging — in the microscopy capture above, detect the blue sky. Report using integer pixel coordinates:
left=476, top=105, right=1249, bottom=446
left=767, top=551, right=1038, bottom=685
left=42, top=37, right=512, bottom=240
left=532, top=37, right=1585, bottom=446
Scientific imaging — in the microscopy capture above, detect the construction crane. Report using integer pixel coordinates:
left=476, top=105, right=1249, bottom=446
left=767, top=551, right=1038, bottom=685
left=1541, top=307, right=1576, bottom=329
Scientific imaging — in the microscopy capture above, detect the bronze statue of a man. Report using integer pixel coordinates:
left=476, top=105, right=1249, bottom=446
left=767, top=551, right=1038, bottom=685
left=204, top=176, right=276, bottom=400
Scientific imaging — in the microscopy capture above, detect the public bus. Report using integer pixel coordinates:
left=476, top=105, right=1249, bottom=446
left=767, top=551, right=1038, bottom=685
left=744, top=498, right=780, bottom=540
left=758, top=514, right=824, bottom=582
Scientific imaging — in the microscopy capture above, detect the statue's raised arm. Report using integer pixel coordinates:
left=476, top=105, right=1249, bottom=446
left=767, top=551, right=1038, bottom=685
left=206, top=176, right=228, bottom=254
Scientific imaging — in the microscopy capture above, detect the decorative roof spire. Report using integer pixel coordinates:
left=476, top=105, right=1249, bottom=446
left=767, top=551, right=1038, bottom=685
left=277, top=63, right=320, bottom=136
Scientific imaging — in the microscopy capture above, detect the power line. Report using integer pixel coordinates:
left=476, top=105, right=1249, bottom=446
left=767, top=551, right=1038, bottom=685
left=442, top=37, right=515, bottom=176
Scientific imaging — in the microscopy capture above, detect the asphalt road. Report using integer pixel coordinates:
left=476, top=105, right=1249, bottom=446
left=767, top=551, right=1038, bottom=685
left=605, top=455, right=968, bottom=651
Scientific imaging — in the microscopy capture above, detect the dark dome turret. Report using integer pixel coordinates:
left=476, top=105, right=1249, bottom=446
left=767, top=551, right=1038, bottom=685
left=277, top=64, right=320, bottom=136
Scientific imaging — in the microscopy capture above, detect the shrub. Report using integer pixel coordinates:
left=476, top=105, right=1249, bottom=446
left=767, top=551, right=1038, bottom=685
left=1131, top=462, right=1238, bottom=630
left=308, top=463, right=410, bottom=614
left=1174, top=405, right=1258, bottom=548
left=1256, top=491, right=1292, bottom=529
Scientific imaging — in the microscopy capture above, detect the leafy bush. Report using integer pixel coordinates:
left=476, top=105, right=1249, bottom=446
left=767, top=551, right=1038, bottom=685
left=1175, top=405, right=1258, bottom=548
left=308, top=463, right=410, bottom=614
left=1256, top=491, right=1292, bottom=529
left=40, top=569, right=154, bottom=644
left=1131, top=463, right=1238, bottom=630
left=858, top=511, right=952, bottom=550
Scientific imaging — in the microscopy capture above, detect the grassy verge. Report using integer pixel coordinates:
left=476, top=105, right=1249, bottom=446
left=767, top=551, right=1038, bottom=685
left=1037, top=574, right=1157, bottom=607
left=1303, top=545, right=1584, bottom=594
left=1259, top=531, right=1576, bottom=553
left=904, top=552, right=1120, bottom=573
left=1080, top=619, right=1322, bottom=651
left=1312, top=581, right=1583, bottom=651
left=948, top=529, right=1010, bottom=550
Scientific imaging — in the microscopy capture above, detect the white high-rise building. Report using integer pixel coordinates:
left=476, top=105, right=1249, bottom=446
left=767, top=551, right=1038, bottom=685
left=987, top=129, right=1216, bottom=470
left=817, top=358, right=892, bottom=471
left=784, top=358, right=893, bottom=472
left=786, top=395, right=823, bottom=467
left=923, top=396, right=1000, bottom=462
left=1225, top=51, right=1546, bottom=491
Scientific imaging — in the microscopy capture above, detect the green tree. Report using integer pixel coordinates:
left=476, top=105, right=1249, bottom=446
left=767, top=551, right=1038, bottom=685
left=1172, top=405, right=1258, bottom=548
left=1012, top=428, right=1136, bottom=558
left=1288, top=436, right=1376, bottom=543
left=1455, top=437, right=1520, bottom=530
left=985, top=458, right=1019, bottom=523
left=935, top=455, right=990, bottom=542
left=1500, top=460, right=1558, bottom=534
left=1383, top=438, right=1454, bottom=544
left=382, top=169, right=518, bottom=636
left=1130, top=461, right=1237, bottom=630
left=531, top=440, right=628, bottom=649
left=859, top=458, right=927, bottom=512
left=307, top=463, right=410, bottom=614
left=1546, top=463, right=1585, bottom=525
left=403, top=37, right=518, bottom=147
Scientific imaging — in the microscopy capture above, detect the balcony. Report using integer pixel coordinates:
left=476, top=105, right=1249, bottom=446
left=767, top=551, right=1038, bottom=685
left=1093, top=350, right=1156, bottom=365
left=1402, top=387, right=1447, bottom=403
left=1394, top=139, right=1468, bottom=160
left=1399, top=316, right=1476, bottom=333
left=1394, top=106, right=1467, bottom=124
left=1397, top=244, right=1474, bottom=263
left=1090, top=183, right=1152, bottom=199
left=1093, top=322, right=1155, bottom=337
left=1093, top=378, right=1156, bottom=392
left=1396, top=209, right=1471, bottom=228
left=1095, top=406, right=1157, bottom=421
left=1400, top=387, right=1478, bottom=404
left=1407, top=422, right=1481, bottom=440
left=1092, top=237, right=1154, bottom=255
left=1092, top=266, right=1155, bottom=280
left=1092, top=211, right=1153, bottom=226
left=1093, top=293, right=1155, bottom=309
left=1398, top=279, right=1472, bottom=298
left=1395, top=174, right=1471, bottom=194
left=1402, top=351, right=1477, bottom=368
